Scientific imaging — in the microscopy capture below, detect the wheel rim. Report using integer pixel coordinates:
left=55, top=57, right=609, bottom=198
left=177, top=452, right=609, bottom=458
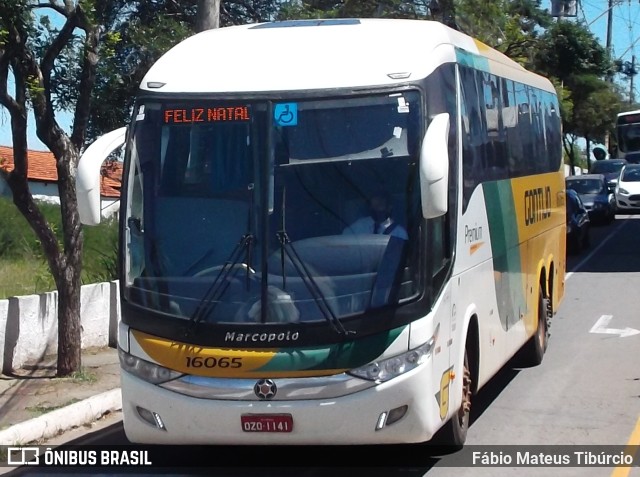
left=458, top=352, right=472, bottom=427
left=537, top=295, right=547, bottom=350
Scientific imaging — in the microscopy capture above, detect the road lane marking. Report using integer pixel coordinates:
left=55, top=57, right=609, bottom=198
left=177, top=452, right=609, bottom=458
left=610, top=416, right=640, bottom=477
left=590, top=315, right=640, bottom=338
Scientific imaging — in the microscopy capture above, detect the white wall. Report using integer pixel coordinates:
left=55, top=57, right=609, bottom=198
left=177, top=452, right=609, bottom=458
left=28, top=182, right=61, bottom=203
left=564, top=164, right=588, bottom=177
left=100, top=197, right=120, bottom=220
left=0, top=281, right=120, bottom=373
left=0, top=178, right=119, bottom=219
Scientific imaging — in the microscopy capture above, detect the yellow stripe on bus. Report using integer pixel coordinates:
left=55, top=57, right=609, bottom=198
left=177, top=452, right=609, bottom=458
left=133, top=330, right=278, bottom=376
left=131, top=330, right=349, bottom=378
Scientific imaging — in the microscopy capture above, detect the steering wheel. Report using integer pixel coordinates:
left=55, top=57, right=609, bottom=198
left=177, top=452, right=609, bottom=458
left=193, top=263, right=256, bottom=278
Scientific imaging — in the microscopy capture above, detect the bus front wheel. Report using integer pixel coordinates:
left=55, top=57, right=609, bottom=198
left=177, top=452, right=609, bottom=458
left=430, top=347, right=472, bottom=449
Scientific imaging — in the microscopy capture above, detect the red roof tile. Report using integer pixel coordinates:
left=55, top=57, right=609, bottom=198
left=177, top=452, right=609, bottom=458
left=0, top=145, right=121, bottom=198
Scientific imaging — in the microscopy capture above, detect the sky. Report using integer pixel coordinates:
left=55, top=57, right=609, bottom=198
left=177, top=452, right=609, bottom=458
left=0, top=1, right=639, bottom=151
left=580, top=0, right=640, bottom=99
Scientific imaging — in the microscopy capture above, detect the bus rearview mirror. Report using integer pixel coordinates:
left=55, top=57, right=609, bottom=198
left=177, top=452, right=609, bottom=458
left=419, top=113, right=450, bottom=219
left=76, top=127, right=127, bottom=225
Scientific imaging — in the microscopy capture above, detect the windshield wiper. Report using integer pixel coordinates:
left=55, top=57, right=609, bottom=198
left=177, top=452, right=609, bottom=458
left=276, top=188, right=353, bottom=337
left=276, top=232, right=353, bottom=336
left=184, top=233, right=254, bottom=337
left=185, top=184, right=258, bottom=336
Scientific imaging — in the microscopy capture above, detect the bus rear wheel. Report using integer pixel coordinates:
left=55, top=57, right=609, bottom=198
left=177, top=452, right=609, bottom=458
left=521, top=288, right=549, bottom=367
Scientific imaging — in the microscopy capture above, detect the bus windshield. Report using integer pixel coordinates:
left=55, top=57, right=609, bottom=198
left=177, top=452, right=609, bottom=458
left=617, top=122, right=640, bottom=154
left=123, top=92, right=422, bottom=327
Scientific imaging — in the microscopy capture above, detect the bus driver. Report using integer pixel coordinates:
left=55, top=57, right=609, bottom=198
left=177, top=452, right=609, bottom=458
left=343, top=192, right=408, bottom=240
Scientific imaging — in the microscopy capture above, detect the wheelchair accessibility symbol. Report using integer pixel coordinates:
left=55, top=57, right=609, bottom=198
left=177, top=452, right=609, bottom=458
left=274, top=103, right=298, bottom=126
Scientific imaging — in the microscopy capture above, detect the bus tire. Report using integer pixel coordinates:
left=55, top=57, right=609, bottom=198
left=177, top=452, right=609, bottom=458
left=521, top=288, right=549, bottom=367
left=430, top=347, right=472, bottom=449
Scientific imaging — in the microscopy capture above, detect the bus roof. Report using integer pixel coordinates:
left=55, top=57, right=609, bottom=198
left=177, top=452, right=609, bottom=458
left=616, top=109, right=640, bottom=125
left=618, top=109, right=640, bottom=117
left=140, top=18, right=554, bottom=94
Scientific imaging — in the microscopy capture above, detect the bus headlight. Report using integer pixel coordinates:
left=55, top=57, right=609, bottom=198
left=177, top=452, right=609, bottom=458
left=348, top=337, right=436, bottom=383
left=119, top=348, right=183, bottom=384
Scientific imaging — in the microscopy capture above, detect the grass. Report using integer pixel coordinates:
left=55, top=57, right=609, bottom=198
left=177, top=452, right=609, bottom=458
left=25, top=398, right=80, bottom=417
left=0, top=259, right=55, bottom=298
left=69, top=368, right=98, bottom=384
left=0, top=197, right=118, bottom=300
left=21, top=369, right=97, bottom=419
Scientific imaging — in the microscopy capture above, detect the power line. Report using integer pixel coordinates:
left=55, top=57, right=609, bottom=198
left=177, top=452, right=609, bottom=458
left=580, top=0, right=640, bottom=61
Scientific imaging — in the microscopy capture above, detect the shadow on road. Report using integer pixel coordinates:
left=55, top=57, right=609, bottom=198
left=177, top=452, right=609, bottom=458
left=567, top=216, right=640, bottom=273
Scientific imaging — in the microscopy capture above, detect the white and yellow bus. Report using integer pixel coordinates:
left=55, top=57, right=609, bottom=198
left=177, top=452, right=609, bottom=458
left=78, top=18, right=565, bottom=447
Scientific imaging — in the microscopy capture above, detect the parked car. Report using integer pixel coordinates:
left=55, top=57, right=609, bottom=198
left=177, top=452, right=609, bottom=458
left=566, top=189, right=590, bottom=255
left=565, top=174, right=616, bottom=224
left=589, top=159, right=627, bottom=187
left=614, top=163, right=640, bottom=212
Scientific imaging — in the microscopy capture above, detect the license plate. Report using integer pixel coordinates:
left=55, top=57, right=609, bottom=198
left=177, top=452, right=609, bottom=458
left=241, top=414, right=293, bottom=433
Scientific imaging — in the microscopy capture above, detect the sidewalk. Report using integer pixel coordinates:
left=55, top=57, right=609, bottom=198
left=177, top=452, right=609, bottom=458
left=0, top=346, right=121, bottom=445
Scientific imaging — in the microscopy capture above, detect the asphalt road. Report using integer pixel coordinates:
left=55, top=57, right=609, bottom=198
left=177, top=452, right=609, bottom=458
left=6, top=215, right=640, bottom=477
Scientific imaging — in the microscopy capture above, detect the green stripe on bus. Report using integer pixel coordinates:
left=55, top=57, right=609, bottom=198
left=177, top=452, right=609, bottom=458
left=256, top=325, right=406, bottom=372
left=455, top=48, right=490, bottom=72
left=483, top=181, right=525, bottom=330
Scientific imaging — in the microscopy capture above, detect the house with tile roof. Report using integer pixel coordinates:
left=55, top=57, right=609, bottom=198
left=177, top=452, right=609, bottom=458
left=0, top=145, right=122, bottom=219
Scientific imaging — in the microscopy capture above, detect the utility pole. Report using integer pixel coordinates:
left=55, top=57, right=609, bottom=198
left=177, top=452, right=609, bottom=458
left=631, top=55, right=636, bottom=104
left=605, top=0, right=614, bottom=151
left=606, top=0, right=613, bottom=72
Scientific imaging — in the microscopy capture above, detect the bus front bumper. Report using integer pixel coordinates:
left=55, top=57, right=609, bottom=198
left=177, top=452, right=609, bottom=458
left=120, top=365, right=445, bottom=445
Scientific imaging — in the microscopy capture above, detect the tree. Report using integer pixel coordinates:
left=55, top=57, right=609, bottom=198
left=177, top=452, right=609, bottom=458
left=531, top=19, right=621, bottom=170
left=569, top=75, right=622, bottom=169
left=277, top=0, right=431, bottom=20
left=87, top=1, right=196, bottom=139
left=421, top=0, right=549, bottom=65
left=87, top=0, right=278, bottom=142
left=0, top=0, right=129, bottom=376
left=196, top=0, right=220, bottom=31
left=531, top=19, right=611, bottom=83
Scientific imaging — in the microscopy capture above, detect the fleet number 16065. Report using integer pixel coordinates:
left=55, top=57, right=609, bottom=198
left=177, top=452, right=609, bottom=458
left=185, top=356, right=242, bottom=368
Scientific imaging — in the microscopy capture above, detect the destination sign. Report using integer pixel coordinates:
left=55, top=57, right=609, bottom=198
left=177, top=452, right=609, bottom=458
left=163, top=106, right=251, bottom=124
left=618, top=113, right=640, bottom=124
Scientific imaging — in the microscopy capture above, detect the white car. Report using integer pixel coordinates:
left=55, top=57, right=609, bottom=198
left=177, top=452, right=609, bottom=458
left=615, top=164, right=640, bottom=211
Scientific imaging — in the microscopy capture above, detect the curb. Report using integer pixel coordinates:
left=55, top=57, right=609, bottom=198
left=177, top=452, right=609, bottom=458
left=0, top=388, right=122, bottom=445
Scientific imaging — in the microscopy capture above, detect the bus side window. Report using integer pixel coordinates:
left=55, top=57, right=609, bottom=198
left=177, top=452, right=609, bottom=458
left=426, top=215, right=448, bottom=296
left=460, top=66, right=486, bottom=211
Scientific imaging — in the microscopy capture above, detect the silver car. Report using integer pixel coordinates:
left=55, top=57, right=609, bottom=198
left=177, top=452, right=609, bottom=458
left=565, top=174, right=616, bottom=224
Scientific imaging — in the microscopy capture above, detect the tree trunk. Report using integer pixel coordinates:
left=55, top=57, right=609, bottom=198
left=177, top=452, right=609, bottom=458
left=430, top=0, right=457, bottom=28
left=56, top=268, right=83, bottom=376
left=195, top=0, right=221, bottom=32
left=563, top=135, right=576, bottom=175
left=54, top=145, right=84, bottom=377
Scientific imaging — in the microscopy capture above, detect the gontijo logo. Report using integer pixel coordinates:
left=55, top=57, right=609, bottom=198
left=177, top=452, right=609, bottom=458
left=524, top=186, right=552, bottom=226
